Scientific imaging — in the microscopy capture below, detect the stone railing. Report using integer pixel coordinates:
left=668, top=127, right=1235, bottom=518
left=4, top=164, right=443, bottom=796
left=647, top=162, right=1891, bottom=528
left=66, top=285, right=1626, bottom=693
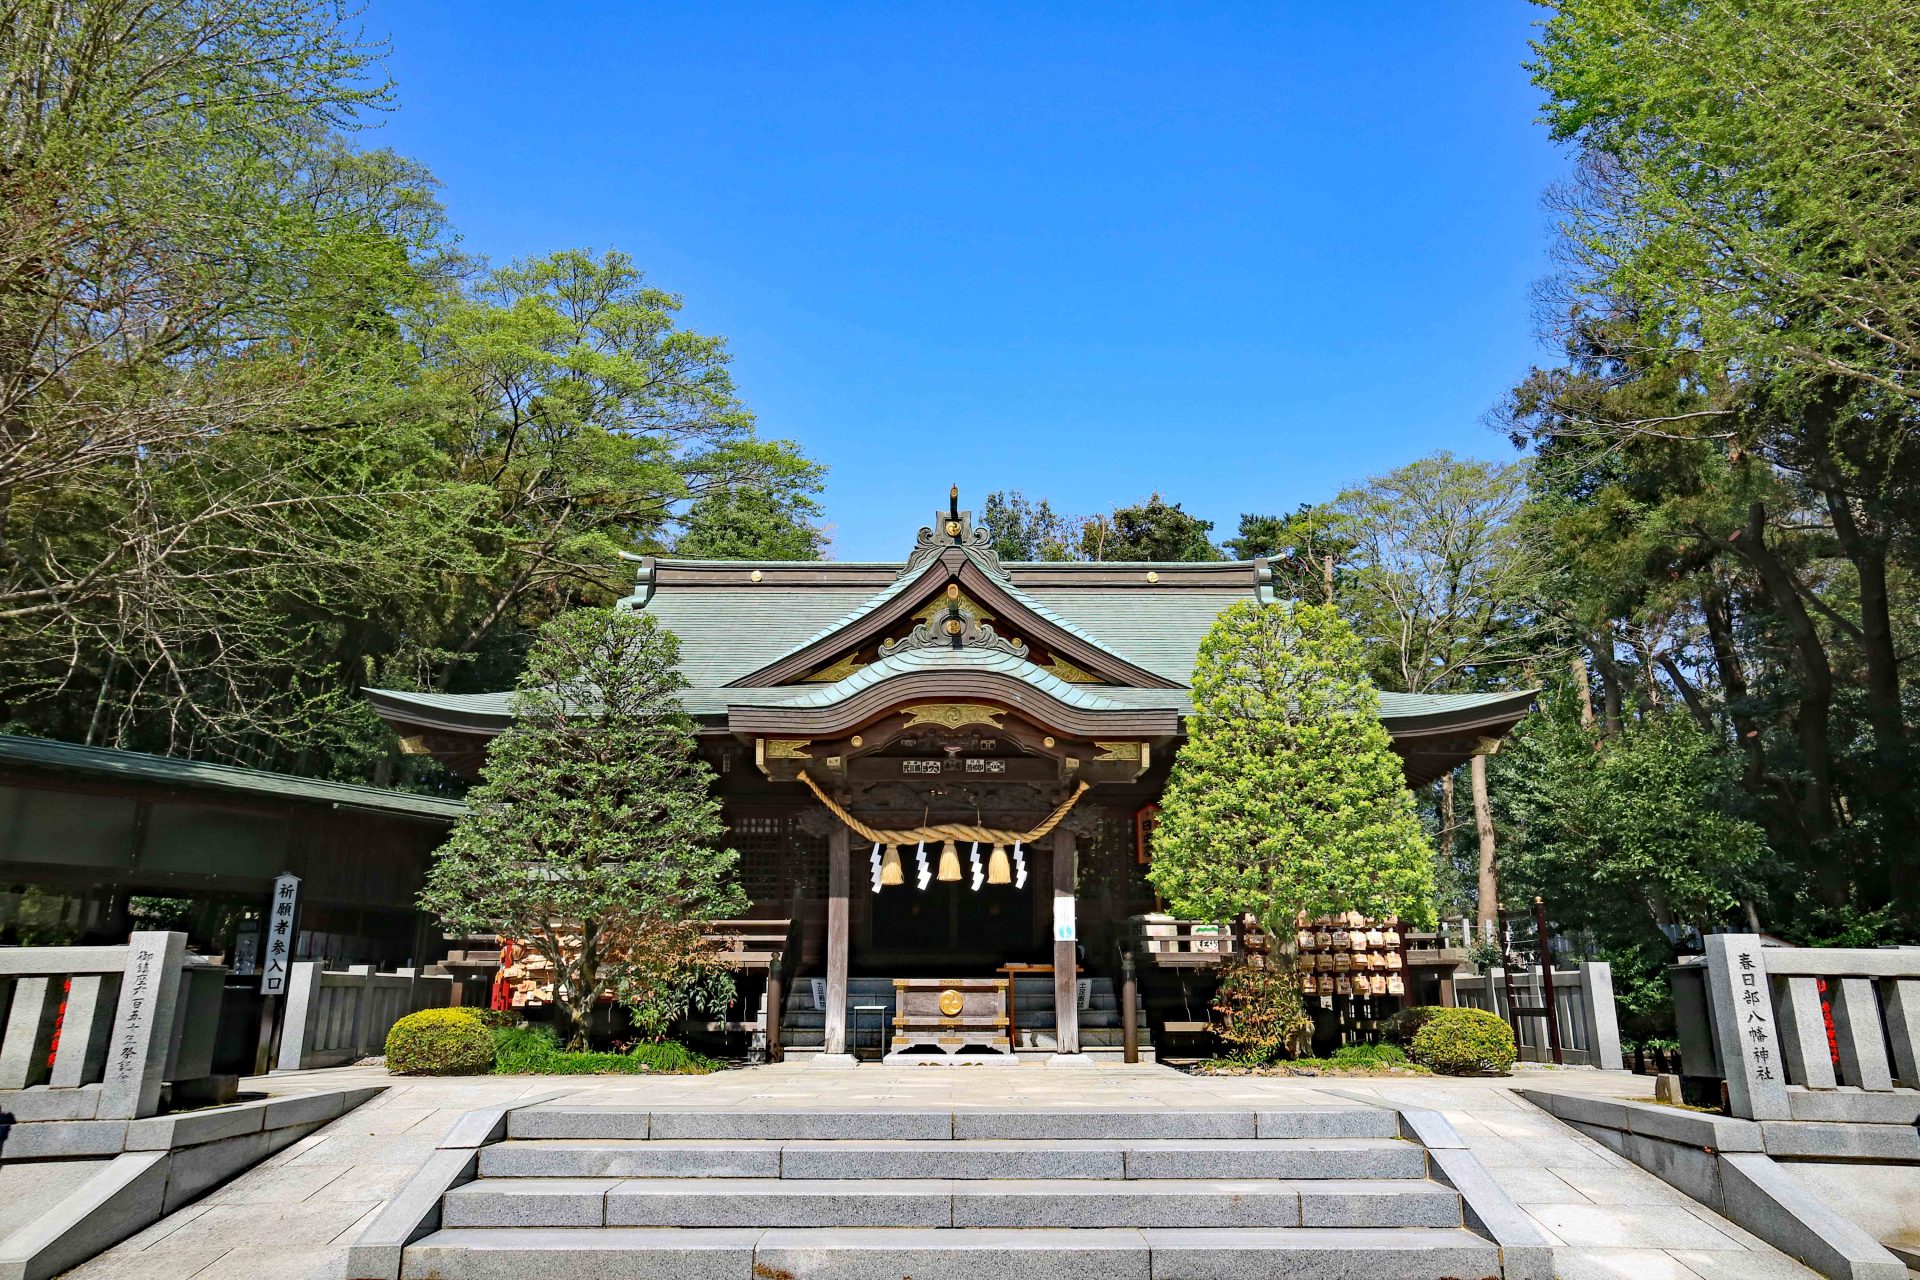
left=1454, top=962, right=1623, bottom=1068
left=1684, top=934, right=1920, bottom=1122
left=0, top=931, right=224, bottom=1119
left=275, top=962, right=453, bottom=1071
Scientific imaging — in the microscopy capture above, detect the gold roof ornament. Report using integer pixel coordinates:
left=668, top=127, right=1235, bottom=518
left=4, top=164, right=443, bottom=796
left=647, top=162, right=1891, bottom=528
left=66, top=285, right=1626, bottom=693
left=901, top=702, right=1006, bottom=730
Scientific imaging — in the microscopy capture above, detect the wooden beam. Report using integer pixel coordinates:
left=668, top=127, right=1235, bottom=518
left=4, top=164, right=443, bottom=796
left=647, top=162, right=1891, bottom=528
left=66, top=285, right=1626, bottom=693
left=824, top=824, right=850, bottom=1056
left=1053, top=829, right=1079, bottom=1055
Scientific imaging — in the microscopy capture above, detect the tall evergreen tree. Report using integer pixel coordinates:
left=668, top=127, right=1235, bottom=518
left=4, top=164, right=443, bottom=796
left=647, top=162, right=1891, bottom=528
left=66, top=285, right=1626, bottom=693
left=419, top=608, right=746, bottom=1048
left=1148, top=600, right=1435, bottom=934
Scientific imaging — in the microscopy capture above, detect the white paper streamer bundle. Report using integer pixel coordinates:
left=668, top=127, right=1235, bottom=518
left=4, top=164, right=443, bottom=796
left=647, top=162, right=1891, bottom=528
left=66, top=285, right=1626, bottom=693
left=869, top=842, right=883, bottom=893
left=1013, top=841, right=1027, bottom=888
left=915, top=840, right=931, bottom=889
left=969, top=841, right=984, bottom=891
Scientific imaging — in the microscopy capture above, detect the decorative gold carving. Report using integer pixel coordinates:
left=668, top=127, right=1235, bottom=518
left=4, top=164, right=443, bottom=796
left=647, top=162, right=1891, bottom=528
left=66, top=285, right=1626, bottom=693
left=1042, top=655, right=1103, bottom=684
left=1094, top=741, right=1142, bottom=762
left=938, top=988, right=965, bottom=1016
left=901, top=702, right=1006, bottom=730
left=397, top=734, right=431, bottom=756
left=765, top=739, right=814, bottom=760
left=802, top=653, right=867, bottom=683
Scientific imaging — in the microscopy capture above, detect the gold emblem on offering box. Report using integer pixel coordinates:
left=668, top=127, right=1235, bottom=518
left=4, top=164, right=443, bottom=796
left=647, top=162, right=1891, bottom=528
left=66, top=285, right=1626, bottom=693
left=938, top=988, right=965, bottom=1017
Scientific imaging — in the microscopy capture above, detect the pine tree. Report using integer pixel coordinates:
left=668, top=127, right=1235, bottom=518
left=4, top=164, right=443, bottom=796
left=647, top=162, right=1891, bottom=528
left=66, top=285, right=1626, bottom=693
left=420, top=608, right=746, bottom=1049
left=1149, top=600, right=1435, bottom=935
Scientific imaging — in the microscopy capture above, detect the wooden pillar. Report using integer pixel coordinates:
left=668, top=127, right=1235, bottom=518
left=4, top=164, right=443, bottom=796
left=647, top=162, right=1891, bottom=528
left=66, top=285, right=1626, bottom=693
left=1053, top=830, right=1079, bottom=1054
left=765, top=963, right=784, bottom=1064
left=824, top=824, right=850, bottom=1057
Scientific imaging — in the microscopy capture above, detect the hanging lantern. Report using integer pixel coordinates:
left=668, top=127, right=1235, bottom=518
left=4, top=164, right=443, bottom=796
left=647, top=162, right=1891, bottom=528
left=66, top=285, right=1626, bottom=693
left=987, top=843, right=1011, bottom=885
left=937, top=841, right=962, bottom=882
left=880, top=844, right=904, bottom=887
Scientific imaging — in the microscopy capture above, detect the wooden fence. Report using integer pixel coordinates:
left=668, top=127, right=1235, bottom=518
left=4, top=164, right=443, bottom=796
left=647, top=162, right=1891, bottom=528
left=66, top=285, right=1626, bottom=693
left=275, top=962, right=452, bottom=1071
left=1454, top=962, right=1623, bottom=1068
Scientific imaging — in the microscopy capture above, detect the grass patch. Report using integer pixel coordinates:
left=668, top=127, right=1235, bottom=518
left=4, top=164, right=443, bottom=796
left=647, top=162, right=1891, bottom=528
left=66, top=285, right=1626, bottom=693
left=490, top=1025, right=721, bottom=1075
left=1194, top=1042, right=1432, bottom=1077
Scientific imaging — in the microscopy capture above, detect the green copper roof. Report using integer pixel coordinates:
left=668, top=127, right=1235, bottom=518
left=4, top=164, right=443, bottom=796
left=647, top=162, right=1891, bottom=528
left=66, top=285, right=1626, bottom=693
left=0, top=733, right=466, bottom=821
left=729, top=644, right=1141, bottom=712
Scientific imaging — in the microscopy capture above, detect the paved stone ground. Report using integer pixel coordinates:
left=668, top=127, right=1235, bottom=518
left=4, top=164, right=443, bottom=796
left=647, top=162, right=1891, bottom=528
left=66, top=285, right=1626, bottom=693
left=60, top=1061, right=1819, bottom=1280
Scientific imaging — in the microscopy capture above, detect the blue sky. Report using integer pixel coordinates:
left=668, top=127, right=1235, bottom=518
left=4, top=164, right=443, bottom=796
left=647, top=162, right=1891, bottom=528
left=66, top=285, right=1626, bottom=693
left=360, top=3, right=1568, bottom=561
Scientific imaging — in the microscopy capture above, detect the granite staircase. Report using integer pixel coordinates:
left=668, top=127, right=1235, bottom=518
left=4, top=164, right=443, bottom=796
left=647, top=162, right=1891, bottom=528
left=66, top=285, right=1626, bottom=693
left=390, top=1102, right=1542, bottom=1279
left=777, top=974, right=1155, bottom=1059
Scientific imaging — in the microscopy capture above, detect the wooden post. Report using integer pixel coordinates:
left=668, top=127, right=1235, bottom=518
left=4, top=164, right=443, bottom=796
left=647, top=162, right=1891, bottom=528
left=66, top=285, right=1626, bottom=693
left=1052, top=830, right=1079, bottom=1054
left=765, top=963, right=784, bottom=1064
left=1533, top=897, right=1564, bottom=1066
left=1120, top=950, right=1139, bottom=1064
left=824, top=824, right=850, bottom=1057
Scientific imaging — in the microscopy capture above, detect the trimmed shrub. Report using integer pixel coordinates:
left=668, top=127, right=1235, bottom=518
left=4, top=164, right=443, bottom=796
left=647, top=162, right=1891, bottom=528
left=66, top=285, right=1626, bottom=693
left=1383, top=1004, right=1445, bottom=1046
left=469, top=1007, right=521, bottom=1030
left=385, top=1008, right=494, bottom=1076
left=1410, top=1007, right=1517, bottom=1076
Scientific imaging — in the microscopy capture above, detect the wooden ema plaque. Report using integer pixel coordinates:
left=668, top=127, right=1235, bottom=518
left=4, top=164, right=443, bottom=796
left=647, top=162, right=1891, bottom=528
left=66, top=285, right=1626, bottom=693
left=891, top=977, right=1011, bottom=1055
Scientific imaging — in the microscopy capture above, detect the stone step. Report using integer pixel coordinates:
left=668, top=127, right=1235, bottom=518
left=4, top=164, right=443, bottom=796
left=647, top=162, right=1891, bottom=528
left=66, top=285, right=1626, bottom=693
left=444, top=1176, right=1462, bottom=1230
left=504, top=1106, right=1396, bottom=1142
left=400, top=1225, right=1502, bottom=1280
left=478, top=1137, right=1428, bottom=1181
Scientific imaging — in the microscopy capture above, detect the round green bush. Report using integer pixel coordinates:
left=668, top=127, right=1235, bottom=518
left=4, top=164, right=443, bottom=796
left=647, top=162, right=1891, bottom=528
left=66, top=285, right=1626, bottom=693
left=384, top=1008, right=495, bottom=1076
left=1410, top=1007, right=1517, bottom=1076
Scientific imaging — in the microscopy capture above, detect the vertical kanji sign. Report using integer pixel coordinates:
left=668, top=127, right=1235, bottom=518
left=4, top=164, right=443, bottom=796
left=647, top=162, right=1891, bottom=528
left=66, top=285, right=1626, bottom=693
left=260, top=873, right=301, bottom=996
left=1703, top=932, right=1791, bottom=1119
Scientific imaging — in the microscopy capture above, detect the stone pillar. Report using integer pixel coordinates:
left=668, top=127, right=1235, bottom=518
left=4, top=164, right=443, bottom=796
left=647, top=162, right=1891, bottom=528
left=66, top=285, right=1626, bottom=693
left=99, top=931, right=188, bottom=1120
left=1577, top=961, right=1624, bottom=1070
left=819, top=823, right=853, bottom=1063
left=1702, top=933, right=1790, bottom=1120
left=1052, top=829, right=1079, bottom=1055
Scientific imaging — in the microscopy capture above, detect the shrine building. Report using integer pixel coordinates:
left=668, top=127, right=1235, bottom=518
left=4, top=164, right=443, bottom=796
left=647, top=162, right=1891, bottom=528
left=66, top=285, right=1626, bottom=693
left=368, top=493, right=1533, bottom=1062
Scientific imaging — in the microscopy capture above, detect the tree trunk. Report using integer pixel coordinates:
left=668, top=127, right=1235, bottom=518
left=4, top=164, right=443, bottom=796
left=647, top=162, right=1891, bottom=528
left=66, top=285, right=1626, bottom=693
left=1570, top=655, right=1595, bottom=731
left=1472, top=753, right=1498, bottom=932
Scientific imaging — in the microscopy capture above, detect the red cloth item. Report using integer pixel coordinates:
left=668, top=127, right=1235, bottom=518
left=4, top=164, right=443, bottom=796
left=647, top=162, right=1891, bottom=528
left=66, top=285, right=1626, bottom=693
left=490, top=939, right=516, bottom=1012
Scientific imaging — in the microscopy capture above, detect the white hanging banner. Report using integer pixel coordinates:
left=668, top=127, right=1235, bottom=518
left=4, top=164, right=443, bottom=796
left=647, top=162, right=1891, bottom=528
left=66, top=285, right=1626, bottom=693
left=260, top=873, right=301, bottom=995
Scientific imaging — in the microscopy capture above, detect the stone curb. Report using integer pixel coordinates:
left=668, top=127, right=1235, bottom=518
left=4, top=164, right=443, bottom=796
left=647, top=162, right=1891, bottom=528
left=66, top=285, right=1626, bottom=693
left=1517, top=1084, right=1912, bottom=1280
left=0, top=1084, right=383, bottom=1280
left=344, top=1086, right=580, bottom=1280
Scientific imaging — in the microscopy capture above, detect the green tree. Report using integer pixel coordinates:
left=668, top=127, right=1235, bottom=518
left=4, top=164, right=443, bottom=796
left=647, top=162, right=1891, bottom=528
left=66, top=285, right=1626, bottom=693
left=425, top=249, right=804, bottom=685
left=1223, top=505, right=1353, bottom=601
left=1081, top=494, right=1223, bottom=562
left=1148, top=600, right=1435, bottom=936
left=419, top=608, right=747, bottom=1049
left=981, top=491, right=1082, bottom=561
left=672, top=451, right=828, bottom=560
left=1531, top=0, right=1920, bottom=404
left=1492, top=690, right=1769, bottom=1034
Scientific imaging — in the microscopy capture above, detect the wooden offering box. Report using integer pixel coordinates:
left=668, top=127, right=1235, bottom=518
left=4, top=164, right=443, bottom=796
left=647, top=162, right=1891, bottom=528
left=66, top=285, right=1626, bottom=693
left=891, top=977, right=1011, bottom=1055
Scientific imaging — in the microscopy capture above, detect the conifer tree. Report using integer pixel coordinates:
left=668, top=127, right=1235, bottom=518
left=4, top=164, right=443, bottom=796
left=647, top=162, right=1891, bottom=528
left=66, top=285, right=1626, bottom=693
left=1149, top=600, right=1435, bottom=936
left=421, top=608, right=746, bottom=1049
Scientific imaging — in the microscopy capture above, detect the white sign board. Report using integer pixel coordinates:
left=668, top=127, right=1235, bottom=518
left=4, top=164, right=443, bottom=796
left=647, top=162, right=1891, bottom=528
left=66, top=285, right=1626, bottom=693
left=260, top=873, right=301, bottom=996
left=1053, top=895, right=1076, bottom=942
